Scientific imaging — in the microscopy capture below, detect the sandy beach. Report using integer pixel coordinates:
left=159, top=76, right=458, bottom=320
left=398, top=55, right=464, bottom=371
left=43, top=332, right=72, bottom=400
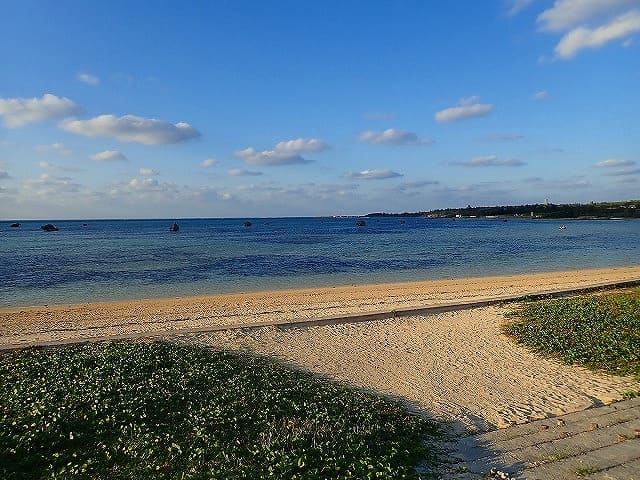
left=2, top=266, right=639, bottom=432
left=2, top=266, right=640, bottom=347
left=181, top=306, right=640, bottom=434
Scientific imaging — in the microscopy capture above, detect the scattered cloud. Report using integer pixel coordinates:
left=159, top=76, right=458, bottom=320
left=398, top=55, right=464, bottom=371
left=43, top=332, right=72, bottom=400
left=61, top=114, right=201, bottom=145
left=39, top=161, right=81, bottom=172
left=435, top=97, right=493, bottom=123
left=480, top=133, right=525, bottom=142
left=506, top=0, right=535, bottom=16
left=23, top=173, right=82, bottom=195
left=595, top=158, right=635, bottom=168
left=452, top=155, right=526, bottom=167
left=363, top=111, right=394, bottom=121
left=139, top=168, right=158, bottom=176
left=554, top=10, right=640, bottom=58
left=0, top=93, right=78, bottom=128
left=200, top=158, right=218, bottom=168
left=532, top=90, right=549, bottom=100
left=77, top=73, right=99, bottom=85
left=623, top=37, right=634, bottom=46
left=358, top=128, right=432, bottom=146
left=537, top=0, right=635, bottom=32
left=35, top=142, right=72, bottom=156
left=273, top=138, right=328, bottom=154
left=228, top=168, right=263, bottom=177
left=523, top=176, right=590, bottom=189
left=602, top=167, right=640, bottom=176
left=345, top=169, right=403, bottom=180
left=535, top=0, right=639, bottom=59
left=393, top=180, right=439, bottom=191
left=235, top=138, right=327, bottom=166
left=90, top=150, right=128, bottom=162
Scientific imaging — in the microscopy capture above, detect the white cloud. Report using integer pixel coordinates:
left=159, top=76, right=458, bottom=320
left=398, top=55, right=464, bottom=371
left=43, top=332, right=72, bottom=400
left=273, top=138, right=328, bottom=154
left=435, top=97, right=493, bottom=123
left=595, top=158, right=635, bottom=167
left=453, top=155, right=527, bottom=167
left=38, top=161, right=81, bottom=172
left=532, top=90, right=549, bottom=100
left=537, top=0, right=635, bottom=32
left=603, top=167, right=640, bottom=176
left=228, top=168, right=263, bottom=176
left=345, top=169, right=403, bottom=180
left=139, top=168, right=158, bottom=176
left=200, top=158, right=218, bottom=168
left=90, top=150, right=128, bottom=162
left=235, top=138, right=327, bottom=166
left=35, top=142, right=72, bottom=155
left=62, top=114, right=201, bottom=145
left=0, top=94, right=78, bottom=128
left=506, top=0, right=535, bottom=16
left=77, top=73, right=99, bottom=85
left=358, top=129, right=432, bottom=145
left=23, top=173, right=81, bottom=195
left=554, top=10, right=640, bottom=58
left=623, top=37, right=634, bottom=46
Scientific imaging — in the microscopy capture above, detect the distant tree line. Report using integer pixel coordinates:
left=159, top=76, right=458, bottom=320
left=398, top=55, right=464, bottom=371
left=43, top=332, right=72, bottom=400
left=366, top=200, right=640, bottom=219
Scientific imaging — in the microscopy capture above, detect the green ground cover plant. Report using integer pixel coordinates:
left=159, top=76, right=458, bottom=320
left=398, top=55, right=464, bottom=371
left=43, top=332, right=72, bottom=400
left=0, top=342, right=439, bottom=479
left=504, top=288, right=640, bottom=379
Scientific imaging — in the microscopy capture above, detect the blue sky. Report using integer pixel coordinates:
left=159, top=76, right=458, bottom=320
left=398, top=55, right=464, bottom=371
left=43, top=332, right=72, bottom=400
left=1, top=0, right=639, bottom=219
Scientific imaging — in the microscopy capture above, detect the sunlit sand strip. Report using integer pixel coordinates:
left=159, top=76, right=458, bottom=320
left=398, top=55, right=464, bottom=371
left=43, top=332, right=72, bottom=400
left=1, top=266, right=639, bottom=350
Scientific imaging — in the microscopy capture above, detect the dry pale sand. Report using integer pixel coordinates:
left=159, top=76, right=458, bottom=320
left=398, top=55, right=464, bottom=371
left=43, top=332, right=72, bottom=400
left=180, top=306, right=640, bottom=434
left=2, top=266, right=640, bottom=349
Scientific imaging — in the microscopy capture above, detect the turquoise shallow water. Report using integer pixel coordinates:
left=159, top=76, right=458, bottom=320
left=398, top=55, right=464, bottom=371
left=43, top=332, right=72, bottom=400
left=1, top=217, right=638, bottom=307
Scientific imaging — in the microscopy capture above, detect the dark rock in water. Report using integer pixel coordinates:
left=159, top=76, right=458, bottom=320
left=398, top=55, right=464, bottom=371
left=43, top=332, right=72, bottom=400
left=243, top=221, right=252, bottom=227
left=169, top=222, right=180, bottom=232
left=41, top=224, right=59, bottom=232
left=82, top=223, right=88, bottom=227
left=355, top=220, right=366, bottom=227
left=400, top=220, right=406, bottom=224
left=10, top=223, right=21, bottom=228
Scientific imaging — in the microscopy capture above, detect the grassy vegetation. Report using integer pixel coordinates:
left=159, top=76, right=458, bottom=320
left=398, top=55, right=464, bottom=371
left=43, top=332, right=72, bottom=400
left=0, top=342, right=439, bottom=480
left=504, top=288, right=640, bottom=379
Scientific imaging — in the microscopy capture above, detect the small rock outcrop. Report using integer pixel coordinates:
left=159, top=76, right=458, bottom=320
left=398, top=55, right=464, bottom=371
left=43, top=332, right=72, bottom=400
left=10, top=223, right=21, bottom=228
left=41, top=224, right=59, bottom=232
left=243, top=221, right=252, bottom=227
left=169, top=222, right=180, bottom=232
left=355, top=220, right=366, bottom=227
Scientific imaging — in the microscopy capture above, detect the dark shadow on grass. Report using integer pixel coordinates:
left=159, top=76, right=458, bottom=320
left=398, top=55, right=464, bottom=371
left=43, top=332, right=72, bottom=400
left=169, top=336, right=530, bottom=479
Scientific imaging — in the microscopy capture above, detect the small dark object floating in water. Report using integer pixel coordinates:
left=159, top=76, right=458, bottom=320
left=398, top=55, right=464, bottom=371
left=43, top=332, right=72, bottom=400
left=82, top=223, right=88, bottom=227
left=559, top=225, right=567, bottom=230
left=169, top=222, right=179, bottom=232
left=41, top=224, right=59, bottom=232
left=244, top=221, right=252, bottom=227
left=400, top=220, right=406, bottom=224
left=355, top=220, right=366, bottom=227
left=10, top=223, right=21, bottom=228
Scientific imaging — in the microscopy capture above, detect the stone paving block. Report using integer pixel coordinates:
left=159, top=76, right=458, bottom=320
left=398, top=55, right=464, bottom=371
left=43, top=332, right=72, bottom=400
left=583, top=457, right=640, bottom=480
left=523, top=440, right=640, bottom=480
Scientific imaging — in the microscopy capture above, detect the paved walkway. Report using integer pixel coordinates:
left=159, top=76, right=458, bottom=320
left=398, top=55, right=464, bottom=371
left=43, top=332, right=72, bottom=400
left=440, top=397, right=640, bottom=479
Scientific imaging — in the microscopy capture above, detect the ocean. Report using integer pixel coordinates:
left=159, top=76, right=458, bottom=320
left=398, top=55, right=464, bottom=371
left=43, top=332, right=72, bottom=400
left=1, top=217, right=639, bottom=308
